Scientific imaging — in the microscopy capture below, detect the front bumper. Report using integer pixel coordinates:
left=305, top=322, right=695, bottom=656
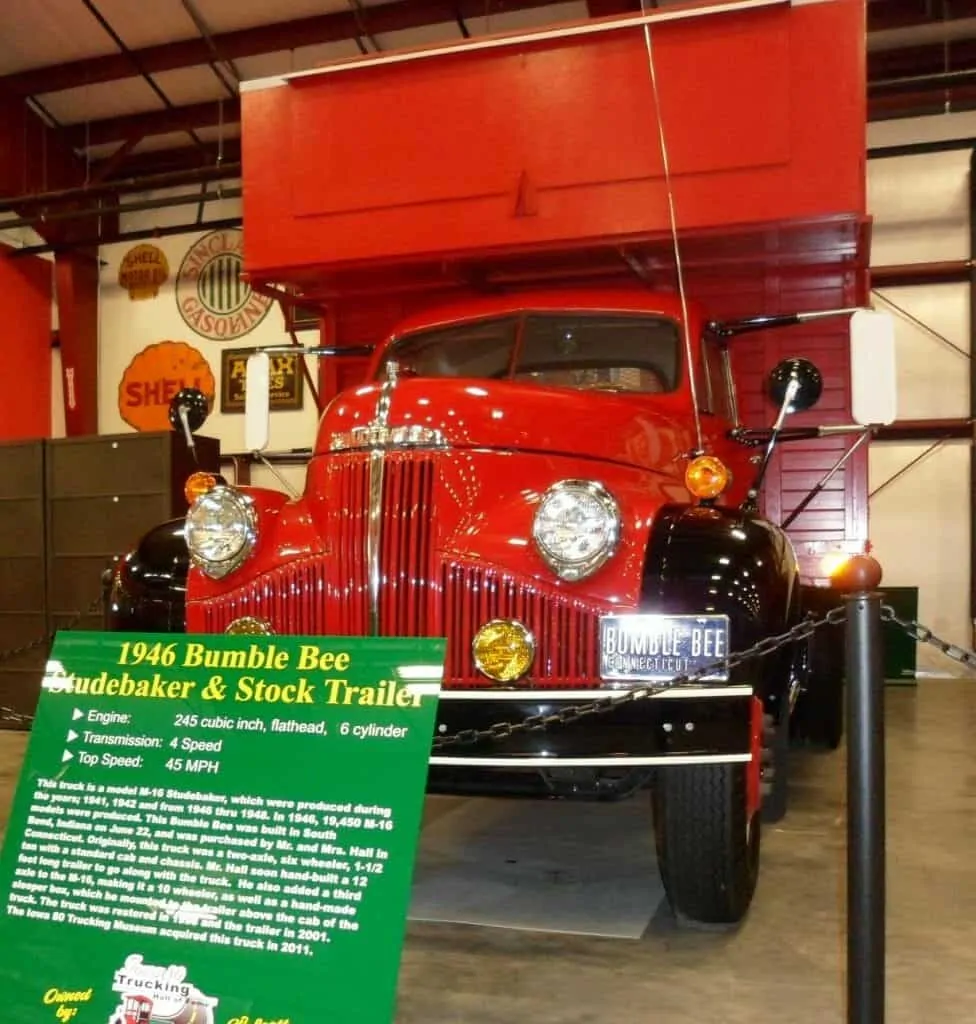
left=429, top=685, right=754, bottom=767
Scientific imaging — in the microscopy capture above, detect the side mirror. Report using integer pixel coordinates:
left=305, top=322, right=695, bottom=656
left=767, top=358, right=823, bottom=414
left=168, top=387, right=210, bottom=460
left=244, top=352, right=271, bottom=453
left=167, top=387, right=210, bottom=434
left=850, top=309, right=897, bottom=425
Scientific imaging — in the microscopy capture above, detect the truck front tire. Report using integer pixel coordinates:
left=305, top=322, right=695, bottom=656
left=653, top=762, right=760, bottom=928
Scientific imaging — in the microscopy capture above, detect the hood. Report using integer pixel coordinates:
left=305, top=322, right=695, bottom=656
left=317, top=377, right=696, bottom=471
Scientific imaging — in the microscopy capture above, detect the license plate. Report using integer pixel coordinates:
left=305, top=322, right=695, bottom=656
left=599, top=613, right=730, bottom=682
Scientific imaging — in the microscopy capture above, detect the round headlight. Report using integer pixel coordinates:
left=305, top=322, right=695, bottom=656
left=532, top=480, right=620, bottom=581
left=185, top=486, right=257, bottom=580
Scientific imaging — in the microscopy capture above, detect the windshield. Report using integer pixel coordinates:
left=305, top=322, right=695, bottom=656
left=381, top=313, right=681, bottom=394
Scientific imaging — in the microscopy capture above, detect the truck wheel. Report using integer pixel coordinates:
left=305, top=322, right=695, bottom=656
left=653, top=762, right=760, bottom=928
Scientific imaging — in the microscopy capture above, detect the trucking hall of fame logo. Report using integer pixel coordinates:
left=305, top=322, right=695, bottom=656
left=176, top=228, right=273, bottom=342
left=107, top=954, right=218, bottom=1024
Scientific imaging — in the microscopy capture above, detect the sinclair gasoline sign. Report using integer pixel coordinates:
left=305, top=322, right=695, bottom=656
left=176, top=229, right=273, bottom=341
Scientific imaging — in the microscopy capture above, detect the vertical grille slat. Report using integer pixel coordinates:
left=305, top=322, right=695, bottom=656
left=375, top=453, right=435, bottom=638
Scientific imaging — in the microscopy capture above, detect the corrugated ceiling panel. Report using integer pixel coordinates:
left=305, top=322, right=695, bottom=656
left=0, top=5, right=114, bottom=75
left=236, top=41, right=363, bottom=83
left=192, top=123, right=242, bottom=143
left=76, top=141, right=127, bottom=162
left=127, top=123, right=241, bottom=154
left=150, top=65, right=232, bottom=106
left=463, top=1, right=589, bottom=34
left=193, top=0, right=350, bottom=35
left=373, top=22, right=466, bottom=52
left=88, top=0, right=197, bottom=49
left=37, top=78, right=163, bottom=125
left=129, top=131, right=202, bottom=154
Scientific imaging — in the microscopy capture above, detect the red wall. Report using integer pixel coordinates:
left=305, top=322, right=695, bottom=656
left=0, top=247, right=52, bottom=440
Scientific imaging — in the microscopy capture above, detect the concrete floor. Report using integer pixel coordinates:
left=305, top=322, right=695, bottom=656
left=2, top=680, right=975, bottom=1022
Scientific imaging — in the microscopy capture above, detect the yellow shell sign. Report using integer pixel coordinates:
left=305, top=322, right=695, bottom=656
left=118, top=243, right=169, bottom=300
left=118, top=340, right=215, bottom=433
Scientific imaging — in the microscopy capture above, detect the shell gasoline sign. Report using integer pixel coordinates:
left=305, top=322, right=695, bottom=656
left=118, top=244, right=169, bottom=301
left=118, top=340, right=216, bottom=432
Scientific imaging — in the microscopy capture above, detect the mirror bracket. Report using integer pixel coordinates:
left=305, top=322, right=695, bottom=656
left=740, top=358, right=823, bottom=513
left=167, top=388, right=211, bottom=464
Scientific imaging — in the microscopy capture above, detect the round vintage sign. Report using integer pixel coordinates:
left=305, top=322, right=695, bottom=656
left=118, top=243, right=169, bottom=300
left=175, top=228, right=273, bottom=341
left=118, top=340, right=216, bottom=433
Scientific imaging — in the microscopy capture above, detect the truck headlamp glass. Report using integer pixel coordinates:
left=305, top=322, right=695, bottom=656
left=532, top=480, right=620, bottom=581
left=185, top=486, right=257, bottom=580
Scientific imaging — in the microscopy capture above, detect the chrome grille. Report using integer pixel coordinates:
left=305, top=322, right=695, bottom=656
left=196, top=453, right=602, bottom=687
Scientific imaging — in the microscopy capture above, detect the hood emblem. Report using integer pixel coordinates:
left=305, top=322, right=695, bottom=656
left=330, top=359, right=447, bottom=451
left=330, top=423, right=447, bottom=451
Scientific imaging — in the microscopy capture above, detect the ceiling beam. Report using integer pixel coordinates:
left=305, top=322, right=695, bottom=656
left=869, top=38, right=976, bottom=81
left=0, top=0, right=562, bottom=98
left=63, top=100, right=240, bottom=148
left=90, top=139, right=243, bottom=181
left=584, top=0, right=642, bottom=15
left=868, top=0, right=976, bottom=32
left=869, top=82, right=976, bottom=119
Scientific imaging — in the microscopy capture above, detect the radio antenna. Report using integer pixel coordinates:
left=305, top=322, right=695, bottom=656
left=640, top=1, right=703, bottom=455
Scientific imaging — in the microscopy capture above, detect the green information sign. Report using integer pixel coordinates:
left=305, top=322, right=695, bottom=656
left=0, top=631, right=444, bottom=1024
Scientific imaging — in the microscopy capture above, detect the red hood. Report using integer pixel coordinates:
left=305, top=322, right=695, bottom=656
left=317, top=377, right=699, bottom=471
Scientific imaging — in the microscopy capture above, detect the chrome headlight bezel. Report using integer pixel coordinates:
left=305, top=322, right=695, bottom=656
left=184, top=485, right=258, bottom=580
left=531, top=479, right=621, bottom=582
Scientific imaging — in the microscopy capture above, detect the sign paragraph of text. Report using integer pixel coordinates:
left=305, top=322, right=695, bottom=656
left=0, top=631, right=445, bottom=1024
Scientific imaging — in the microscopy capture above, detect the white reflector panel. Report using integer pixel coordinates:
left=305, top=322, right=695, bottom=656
left=244, top=352, right=271, bottom=452
left=850, top=309, right=897, bottom=426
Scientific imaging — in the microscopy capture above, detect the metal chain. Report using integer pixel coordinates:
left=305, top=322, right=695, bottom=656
left=0, top=592, right=104, bottom=726
left=881, top=604, right=976, bottom=673
left=432, top=606, right=847, bottom=750
left=5, top=600, right=969, bottom=737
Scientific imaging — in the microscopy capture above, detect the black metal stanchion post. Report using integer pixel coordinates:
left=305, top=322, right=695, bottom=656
left=837, top=555, right=886, bottom=1024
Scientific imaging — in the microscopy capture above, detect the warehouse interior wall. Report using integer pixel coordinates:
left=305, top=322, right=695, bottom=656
left=0, top=245, right=53, bottom=440
left=98, top=186, right=313, bottom=493
left=867, top=117, right=972, bottom=672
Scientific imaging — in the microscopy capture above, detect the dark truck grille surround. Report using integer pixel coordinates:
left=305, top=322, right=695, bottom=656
left=198, top=451, right=603, bottom=687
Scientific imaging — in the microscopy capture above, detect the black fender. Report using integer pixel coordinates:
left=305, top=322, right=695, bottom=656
left=105, top=519, right=189, bottom=633
left=640, top=503, right=800, bottom=717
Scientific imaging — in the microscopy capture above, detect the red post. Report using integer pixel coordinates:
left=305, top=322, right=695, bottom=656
left=54, top=253, right=99, bottom=436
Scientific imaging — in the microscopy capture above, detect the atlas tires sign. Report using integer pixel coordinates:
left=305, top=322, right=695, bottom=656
left=176, top=228, right=272, bottom=341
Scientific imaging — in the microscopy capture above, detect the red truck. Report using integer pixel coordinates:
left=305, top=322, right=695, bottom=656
left=107, top=0, right=875, bottom=927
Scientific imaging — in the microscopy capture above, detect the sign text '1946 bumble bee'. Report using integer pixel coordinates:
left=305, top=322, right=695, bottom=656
left=106, top=288, right=894, bottom=928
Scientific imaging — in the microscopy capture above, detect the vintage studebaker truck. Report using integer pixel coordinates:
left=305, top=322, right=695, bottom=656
left=106, top=286, right=858, bottom=928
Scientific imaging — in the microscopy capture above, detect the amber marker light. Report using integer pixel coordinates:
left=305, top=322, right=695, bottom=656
left=472, top=619, right=535, bottom=683
left=684, top=455, right=730, bottom=500
left=184, top=471, right=217, bottom=505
